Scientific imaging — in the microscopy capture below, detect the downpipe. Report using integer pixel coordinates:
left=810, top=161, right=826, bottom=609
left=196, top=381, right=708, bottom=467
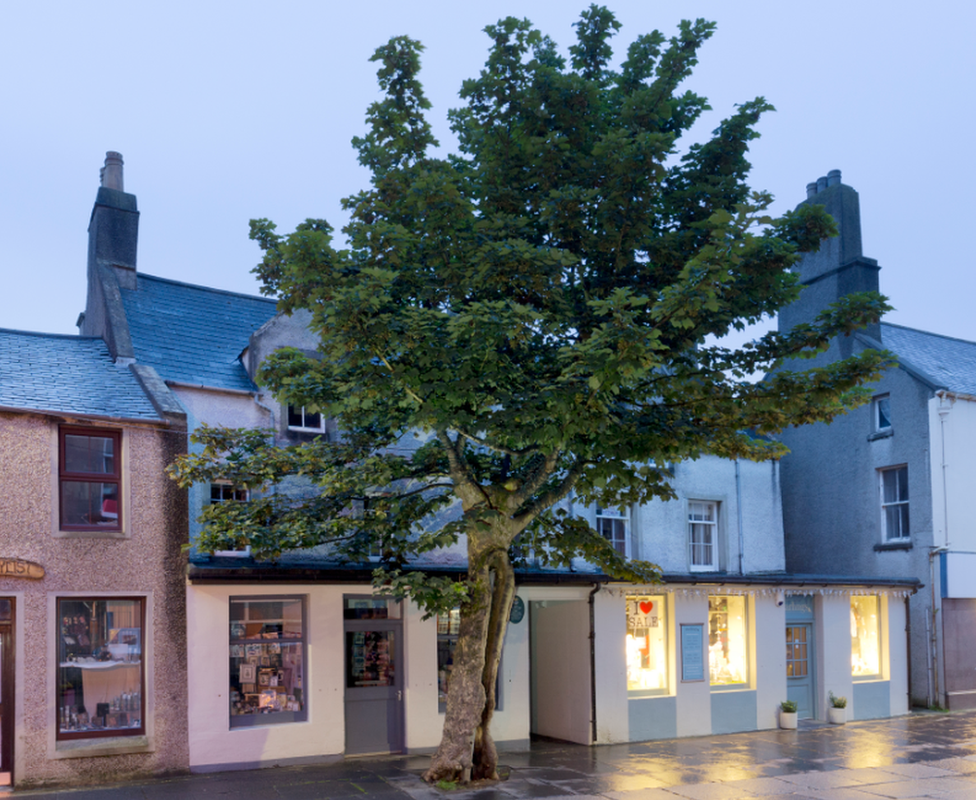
left=588, top=582, right=600, bottom=745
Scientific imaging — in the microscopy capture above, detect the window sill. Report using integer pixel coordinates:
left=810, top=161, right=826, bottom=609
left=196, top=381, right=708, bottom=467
left=53, top=735, right=150, bottom=759
left=868, top=430, right=893, bottom=441
left=874, top=541, right=912, bottom=552
left=54, top=529, right=128, bottom=540
left=709, top=684, right=752, bottom=693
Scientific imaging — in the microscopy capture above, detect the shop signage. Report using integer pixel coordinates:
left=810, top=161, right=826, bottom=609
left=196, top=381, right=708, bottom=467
left=680, top=623, right=705, bottom=682
left=0, top=558, right=45, bottom=579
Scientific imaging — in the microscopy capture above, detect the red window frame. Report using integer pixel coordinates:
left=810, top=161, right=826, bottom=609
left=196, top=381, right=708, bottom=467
left=59, top=426, right=122, bottom=532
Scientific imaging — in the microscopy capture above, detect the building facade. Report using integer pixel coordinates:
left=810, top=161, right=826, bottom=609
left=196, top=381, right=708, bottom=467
left=0, top=328, right=188, bottom=788
left=778, top=170, right=976, bottom=710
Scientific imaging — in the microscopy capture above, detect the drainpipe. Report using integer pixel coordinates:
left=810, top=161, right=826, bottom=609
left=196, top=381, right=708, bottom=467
left=905, top=596, right=913, bottom=710
left=735, top=460, right=744, bottom=575
left=929, top=393, right=952, bottom=707
left=588, top=582, right=600, bottom=744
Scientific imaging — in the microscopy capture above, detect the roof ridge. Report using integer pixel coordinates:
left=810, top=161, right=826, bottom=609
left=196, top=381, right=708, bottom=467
left=136, top=273, right=279, bottom=305
left=882, top=321, right=976, bottom=348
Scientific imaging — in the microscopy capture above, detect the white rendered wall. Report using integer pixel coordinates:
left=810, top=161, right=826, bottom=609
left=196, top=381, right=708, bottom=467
left=674, top=595, right=711, bottom=737
left=929, top=394, right=976, bottom=597
left=815, top=595, right=854, bottom=721
left=886, top=595, right=910, bottom=715
left=186, top=583, right=532, bottom=770
left=592, top=590, right=628, bottom=743
left=754, top=597, right=786, bottom=729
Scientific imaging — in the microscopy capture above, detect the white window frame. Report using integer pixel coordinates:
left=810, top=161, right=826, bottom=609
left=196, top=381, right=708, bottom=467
left=287, top=405, right=326, bottom=434
left=874, top=394, right=892, bottom=432
left=596, top=506, right=630, bottom=558
left=879, top=466, right=909, bottom=542
left=688, top=500, right=719, bottom=572
left=210, top=481, right=251, bottom=557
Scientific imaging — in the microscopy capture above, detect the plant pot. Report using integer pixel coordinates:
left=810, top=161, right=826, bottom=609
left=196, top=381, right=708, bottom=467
left=779, top=710, right=798, bottom=729
left=828, top=707, right=846, bottom=724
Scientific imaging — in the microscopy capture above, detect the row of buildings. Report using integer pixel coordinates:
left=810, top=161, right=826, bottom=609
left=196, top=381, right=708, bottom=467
left=0, top=155, right=972, bottom=788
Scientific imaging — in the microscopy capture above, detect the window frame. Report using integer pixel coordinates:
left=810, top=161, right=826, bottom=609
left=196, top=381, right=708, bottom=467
left=688, top=500, right=719, bottom=572
left=851, top=595, right=883, bottom=680
left=596, top=506, right=630, bottom=559
left=286, top=405, right=327, bottom=434
left=625, top=594, right=669, bottom=697
left=874, top=394, right=892, bottom=432
left=707, top=594, right=749, bottom=689
left=228, top=595, right=308, bottom=728
left=879, top=466, right=910, bottom=543
left=56, top=596, right=146, bottom=741
left=58, top=426, right=122, bottom=533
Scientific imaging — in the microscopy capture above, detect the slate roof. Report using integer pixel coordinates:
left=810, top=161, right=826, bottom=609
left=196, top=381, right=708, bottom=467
left=119, top=274, right=278, bottom=392
left=0, top=328, right=161, bottom=420
left=881, top=323, right=976, bottom=395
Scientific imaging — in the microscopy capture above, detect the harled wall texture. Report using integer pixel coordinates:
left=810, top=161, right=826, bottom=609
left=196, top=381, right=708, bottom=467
left=0, top=411, right=188, bottom=787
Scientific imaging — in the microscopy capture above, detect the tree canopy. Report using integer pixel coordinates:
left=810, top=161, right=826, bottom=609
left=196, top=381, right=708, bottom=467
left=169, top=5, right=890, bottom=784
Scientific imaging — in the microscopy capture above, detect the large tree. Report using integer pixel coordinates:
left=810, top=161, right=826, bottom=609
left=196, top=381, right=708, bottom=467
left=170, top=6, right=889, bottom=784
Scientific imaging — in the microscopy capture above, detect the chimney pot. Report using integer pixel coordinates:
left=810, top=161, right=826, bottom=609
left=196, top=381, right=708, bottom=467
left=806, top=182, right=819, bottom=199
left=827, top=169, right=842, bottom=187
left=100, top=151, right=124, bottom=191
left=816, top=175, right=828, bottom=193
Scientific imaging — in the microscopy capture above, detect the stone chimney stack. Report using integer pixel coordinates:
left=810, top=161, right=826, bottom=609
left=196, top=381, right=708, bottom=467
left=778, top=170, right=881, bottom=349
left=79, top=152, right=141, bottom=350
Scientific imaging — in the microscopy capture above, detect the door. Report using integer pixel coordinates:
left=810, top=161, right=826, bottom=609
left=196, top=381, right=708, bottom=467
left=343, top=597, right=404, bottom=755
left=786, top=624, right=814, bottom=719
left=0, top=598, right=14, bottom=785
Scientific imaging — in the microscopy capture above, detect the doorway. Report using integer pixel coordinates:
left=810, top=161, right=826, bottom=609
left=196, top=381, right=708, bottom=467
left=343, top=597, right=404, bottom=755
left=786, top=624, right=814, bottom=719
left=0, top=598, right=14, bottom=785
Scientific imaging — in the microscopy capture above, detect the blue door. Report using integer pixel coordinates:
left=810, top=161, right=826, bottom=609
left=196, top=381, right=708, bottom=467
left=786, top=624, right=814, bottom=719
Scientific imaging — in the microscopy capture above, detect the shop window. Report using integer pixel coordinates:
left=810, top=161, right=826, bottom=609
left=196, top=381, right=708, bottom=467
left=689, top=501, right=719, bottom=571
left=626, top=595, right=668, bottom=695
left=708, top=595, right=747, bottom=686
left=874, top=394, right=892, bottom=432
left=229, top=597, right=306, bottom=726
left=59, top=427, right=121, bottom=531
left=880, top=466, right=909, bottom=542
left=57, top=598, right=144, bottom=739
left=851, top=595, right=881, bottom=678
left=597, top=506, right=629, bottom=558
left=287, top=405, right=326, bottom=434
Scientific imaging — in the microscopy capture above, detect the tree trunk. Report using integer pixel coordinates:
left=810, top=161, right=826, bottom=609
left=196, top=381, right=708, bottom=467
left=423, top=542, right=515, bottom=784
left=471, top=550, right=515, bottom=780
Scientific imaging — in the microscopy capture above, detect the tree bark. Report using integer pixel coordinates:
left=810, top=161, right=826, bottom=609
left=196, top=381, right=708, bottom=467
left=422, top=540, right=515, bottom=784
left=471, top=550, right=515, bottom=780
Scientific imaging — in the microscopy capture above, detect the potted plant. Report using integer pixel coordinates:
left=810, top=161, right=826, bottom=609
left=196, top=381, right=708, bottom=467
left=828, top=691, right=847, bottom=724
left=779, top=700, right=798, bottom=729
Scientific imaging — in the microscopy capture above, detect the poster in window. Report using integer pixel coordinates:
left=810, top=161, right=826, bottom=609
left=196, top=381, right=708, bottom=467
left=680, top=623, right=705, bottom=682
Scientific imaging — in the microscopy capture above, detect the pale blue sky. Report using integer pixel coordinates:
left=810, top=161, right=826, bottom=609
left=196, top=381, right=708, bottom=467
left=2, top=1, right=972, bottom=343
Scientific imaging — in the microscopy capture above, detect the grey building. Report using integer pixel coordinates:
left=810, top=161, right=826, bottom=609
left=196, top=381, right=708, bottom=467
left=778, top=171, right=976, bottom=710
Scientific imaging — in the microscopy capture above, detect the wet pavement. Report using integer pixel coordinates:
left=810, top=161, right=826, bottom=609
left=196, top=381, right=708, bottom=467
left=11, top=711, right=976, bottom=799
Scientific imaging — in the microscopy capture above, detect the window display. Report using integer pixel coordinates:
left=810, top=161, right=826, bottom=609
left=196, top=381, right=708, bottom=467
left=851, top=595, right=881, bottom=677
left=626, top=595, right=667, bottom=694
left=57, top=598, right=144, bottom=739
left=708, top=595, right=747, bottom=686
left=229, top=597, right=306, bottom=727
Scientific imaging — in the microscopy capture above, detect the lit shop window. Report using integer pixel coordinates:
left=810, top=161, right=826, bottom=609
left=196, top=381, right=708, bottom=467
left=229, top=597, right=306, bottom=727
left=58, top=597, right=144, bottom=739
left=708, top=596, right=747, bottom=686
left=851, top=595, right=881, bottom=678
left=626, top=595, right=668, bottom=694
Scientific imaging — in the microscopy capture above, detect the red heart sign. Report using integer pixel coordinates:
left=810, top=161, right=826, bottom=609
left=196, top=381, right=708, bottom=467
left=639, top=601, right=653, bottom=614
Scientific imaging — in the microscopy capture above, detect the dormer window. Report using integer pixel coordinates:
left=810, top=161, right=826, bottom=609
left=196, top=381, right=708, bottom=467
left=287, top=405, right=326, bottom=434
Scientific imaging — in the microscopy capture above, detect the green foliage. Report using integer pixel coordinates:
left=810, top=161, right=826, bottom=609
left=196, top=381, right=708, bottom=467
left=173, top=6, right=892, bottom=614
left=780, top=700, right=798, bottom=713
left=828, top=691, right=848, bottom=708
